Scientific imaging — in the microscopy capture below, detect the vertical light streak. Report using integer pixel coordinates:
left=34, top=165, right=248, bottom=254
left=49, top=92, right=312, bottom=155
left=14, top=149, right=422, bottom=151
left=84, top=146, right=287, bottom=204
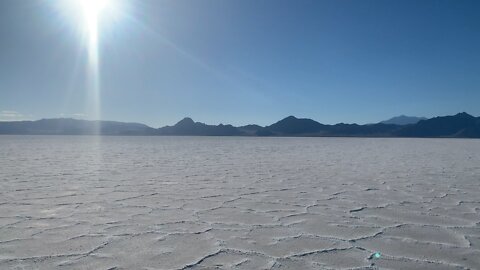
left=86, top=10, right=101, bottom=133
left=80, top=0, right=109, bottom=133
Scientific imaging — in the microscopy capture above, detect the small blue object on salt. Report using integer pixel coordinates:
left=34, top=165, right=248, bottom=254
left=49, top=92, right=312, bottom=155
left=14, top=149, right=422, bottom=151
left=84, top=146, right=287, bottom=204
left=373, top=252, right=381, bottom=259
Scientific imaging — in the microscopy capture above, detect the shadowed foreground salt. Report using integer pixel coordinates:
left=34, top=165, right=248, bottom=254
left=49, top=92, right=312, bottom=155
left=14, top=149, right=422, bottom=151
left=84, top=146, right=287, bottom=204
left=0, top=136, right=479, bottom=269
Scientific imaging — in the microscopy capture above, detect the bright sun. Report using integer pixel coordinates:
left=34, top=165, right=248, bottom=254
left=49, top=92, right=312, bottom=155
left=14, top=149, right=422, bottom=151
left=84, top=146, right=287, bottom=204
left=77, top=0, right=112, bottom=40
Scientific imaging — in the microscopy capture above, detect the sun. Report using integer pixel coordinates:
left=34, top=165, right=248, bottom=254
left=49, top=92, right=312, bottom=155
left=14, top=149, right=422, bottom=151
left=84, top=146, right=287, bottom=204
left=77, top=0, right=112, bottom=40
left=56, top=0, right=123, bottom=51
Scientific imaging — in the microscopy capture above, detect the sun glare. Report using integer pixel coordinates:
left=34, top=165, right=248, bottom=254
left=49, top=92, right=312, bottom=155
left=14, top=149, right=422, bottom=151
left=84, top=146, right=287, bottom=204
left=55, top=0, right=123, bottom=123
left=73, top=0, right=114, bottom=126
left=77, top=0, right=111, bottom=42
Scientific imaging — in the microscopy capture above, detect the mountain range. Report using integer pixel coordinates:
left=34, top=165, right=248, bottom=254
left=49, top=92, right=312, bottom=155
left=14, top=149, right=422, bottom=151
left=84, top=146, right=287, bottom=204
left=0, top=112, right=479, bottom=138
left=380, top=115, right=427, bottom=125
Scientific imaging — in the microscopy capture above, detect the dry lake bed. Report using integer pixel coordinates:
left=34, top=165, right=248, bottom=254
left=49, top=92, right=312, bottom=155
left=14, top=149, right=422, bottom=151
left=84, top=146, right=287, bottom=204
left=0, top=136, right=479, bottom=269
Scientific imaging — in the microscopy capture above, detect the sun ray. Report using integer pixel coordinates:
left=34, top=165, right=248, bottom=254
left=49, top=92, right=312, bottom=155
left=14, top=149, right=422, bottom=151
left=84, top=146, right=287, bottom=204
left=77, top=0, right=112, bottom=130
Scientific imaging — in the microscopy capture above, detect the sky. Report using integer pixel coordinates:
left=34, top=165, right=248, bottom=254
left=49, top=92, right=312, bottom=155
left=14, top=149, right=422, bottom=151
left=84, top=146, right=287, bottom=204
left=0, top=0, right=479, bottom=127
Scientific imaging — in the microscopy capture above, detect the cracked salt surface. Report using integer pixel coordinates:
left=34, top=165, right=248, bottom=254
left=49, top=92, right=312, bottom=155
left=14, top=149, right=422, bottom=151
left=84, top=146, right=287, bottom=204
left=0, top=136, right=479, bottom=269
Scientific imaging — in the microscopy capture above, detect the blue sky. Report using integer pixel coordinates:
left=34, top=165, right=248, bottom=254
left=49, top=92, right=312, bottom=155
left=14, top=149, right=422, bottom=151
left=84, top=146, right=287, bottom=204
left=0, top=0, right=479, bottom=127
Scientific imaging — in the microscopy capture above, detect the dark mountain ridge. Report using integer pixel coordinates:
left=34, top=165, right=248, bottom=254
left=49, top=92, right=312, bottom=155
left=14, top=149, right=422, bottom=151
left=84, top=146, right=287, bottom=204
left=263, top=116, right=327, bottom=135
left=157, top=117, right=241, bottom=136
left=396, top=112, right=480, bottom=138
left=0, top=113, right=479, bottom=138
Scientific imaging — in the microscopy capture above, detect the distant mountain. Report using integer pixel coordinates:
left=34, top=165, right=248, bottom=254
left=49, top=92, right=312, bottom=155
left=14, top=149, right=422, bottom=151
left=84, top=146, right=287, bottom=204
left=326, top=123, right=401, bottom=137
left=259, top=116, right=401, bottom=137
left=0, top=113, right=479, bottom=138
left=157, top=117, right=242, bottom=136
left=237, top=124, right=263, bottom=135
left=380, top=115, right=427, bottom=125
left=0, top=118, right=156, bottom=135
left=262, top=116, right=327, bottom=135
left=396, top=112, right=480, bottom=138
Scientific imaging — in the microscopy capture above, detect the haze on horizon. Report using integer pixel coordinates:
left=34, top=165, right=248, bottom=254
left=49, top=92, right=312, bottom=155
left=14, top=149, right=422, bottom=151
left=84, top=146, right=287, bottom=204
left=0, top=0, right=479, bottom=127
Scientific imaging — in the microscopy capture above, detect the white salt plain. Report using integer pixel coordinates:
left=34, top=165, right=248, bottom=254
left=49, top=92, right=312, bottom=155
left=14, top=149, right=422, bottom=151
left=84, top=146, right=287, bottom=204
left=0, top=136, right=479, bottom=269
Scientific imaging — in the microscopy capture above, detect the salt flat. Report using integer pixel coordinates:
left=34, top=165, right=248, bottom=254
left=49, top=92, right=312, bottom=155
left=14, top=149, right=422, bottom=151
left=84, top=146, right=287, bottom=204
left=0, top=136, right=479, bottom=269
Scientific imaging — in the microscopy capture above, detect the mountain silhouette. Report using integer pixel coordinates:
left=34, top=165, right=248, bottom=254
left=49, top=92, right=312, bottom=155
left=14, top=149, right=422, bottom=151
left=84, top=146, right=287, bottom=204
left=380, top=115, right=427, bottom=125
left=0, top=118, right=156, bottom=135
left=396, top=112, right=480, bottom=137
left=326, top=123, right=401, bottom=137
left=263, top=116, right=327, bottom=135
left=0, top=113, right=479, bottom=138
left=237, top=124, right=263, bottom=135
left=157, top=117, right=241, bottom=136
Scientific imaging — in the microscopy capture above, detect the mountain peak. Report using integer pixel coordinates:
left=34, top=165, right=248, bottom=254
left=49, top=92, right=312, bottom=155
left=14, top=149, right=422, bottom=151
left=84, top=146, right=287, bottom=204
left=267, top=115, right=324, bottom=135
left=454, top=112, right=473, bottom=118
left=282, top=115, right=298, bottom=121
left=175, top=117, right=195, bottom=126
